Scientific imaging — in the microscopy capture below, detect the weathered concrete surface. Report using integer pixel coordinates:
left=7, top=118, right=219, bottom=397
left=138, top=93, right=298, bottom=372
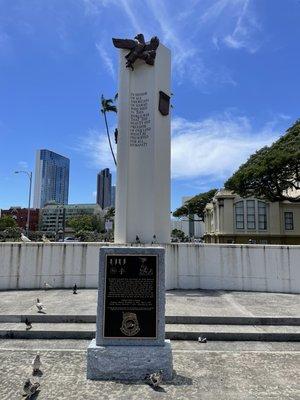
left=87, top=339, right=173, bottom=380
left=0, top=322, right=299, bottom=341
left=0, top=289, right=299, bottom=317
left=1, top=242, right=299, bottom=293
left=0, top=340, right=299, bottom=399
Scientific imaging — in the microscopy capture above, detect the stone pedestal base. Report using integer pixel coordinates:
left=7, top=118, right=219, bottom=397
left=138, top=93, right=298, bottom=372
left=87, top=339, right=173, bottom=381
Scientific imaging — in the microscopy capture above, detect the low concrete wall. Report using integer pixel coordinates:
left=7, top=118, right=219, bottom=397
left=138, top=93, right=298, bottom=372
left=0, top=243, right=299, bottom=293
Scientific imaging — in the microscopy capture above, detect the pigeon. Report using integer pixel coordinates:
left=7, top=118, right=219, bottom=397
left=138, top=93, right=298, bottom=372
left=151, top=235, right=158, bottom=244
left=73, top=283, right=77, bottom=294
left=32, top=354, right=42, bottom=374
left=42, top=234, right=50, bottom=243
left=36, top=298, right=46, bottom=313
left=22, top=378, right=40, bottom=398
left=146, top=370, right=163, bottom=388
left=198, top=336, right=207, bottom=343
left=135, top=235, right=141, bottom=244
left=21, top=233, right=31, bottom=242
left=43, top=281, right=52, bottom=290
left=25, top=318, right=32, bottom=330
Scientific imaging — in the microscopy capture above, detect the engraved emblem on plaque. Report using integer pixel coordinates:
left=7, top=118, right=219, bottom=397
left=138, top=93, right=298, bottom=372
left=120, top=312, right=140, bottom=336
left=158, top=91, right=170, bottom=116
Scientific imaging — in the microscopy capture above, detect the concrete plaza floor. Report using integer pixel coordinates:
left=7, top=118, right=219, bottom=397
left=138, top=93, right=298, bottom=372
left=0, top=339, right=299, bottom=399
left=0, top=289, right=299, bottom=316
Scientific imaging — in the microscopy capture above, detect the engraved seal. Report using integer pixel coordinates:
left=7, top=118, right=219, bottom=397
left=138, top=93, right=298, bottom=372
left=120, top=312, right=140, bottom=336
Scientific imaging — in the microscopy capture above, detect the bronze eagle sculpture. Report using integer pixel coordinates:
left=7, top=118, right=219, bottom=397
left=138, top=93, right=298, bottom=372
left=112, top=34, right=159, bottom=70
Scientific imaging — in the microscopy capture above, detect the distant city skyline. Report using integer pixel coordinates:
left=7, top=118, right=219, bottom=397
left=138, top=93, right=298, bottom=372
left=33, top=149, right=70, bottom=208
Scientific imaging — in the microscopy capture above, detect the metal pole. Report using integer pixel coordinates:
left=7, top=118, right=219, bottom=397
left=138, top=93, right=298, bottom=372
left=62, top=206, right=66, bottom=241
left=26, top=172, right=32, bottom=236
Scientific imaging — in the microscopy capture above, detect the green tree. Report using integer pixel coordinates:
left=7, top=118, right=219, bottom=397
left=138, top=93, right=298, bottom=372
left=67, top=215, right=103, bottom=233
left=101, top=94, right=118, bottom=166
left=225, top=120, right=300, bottom=202
left=0, top=215, right=18, bottom=231
left=171, top=229, right=186, bottom=242
left=173, top=189, right=218, bottom=220
left=105, top=207, right=115, bottom=220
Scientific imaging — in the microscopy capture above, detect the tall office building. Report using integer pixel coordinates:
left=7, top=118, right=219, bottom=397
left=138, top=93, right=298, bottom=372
left=97, top=168, right=112, bottom=209
left=33, top=149, right=70, bottom=208
left=111, top=185, right=116, bottom=207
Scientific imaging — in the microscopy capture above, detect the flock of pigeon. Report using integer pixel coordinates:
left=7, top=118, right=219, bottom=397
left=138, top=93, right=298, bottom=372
left=24, top=284, right=78, bottom=331
left=20, top=233, right=50, bottom=243
left=21, top=354, right=164, bottom=397
left=22, top=284, right=79, bottom=397
left=20, top=280, right=166, bottom=394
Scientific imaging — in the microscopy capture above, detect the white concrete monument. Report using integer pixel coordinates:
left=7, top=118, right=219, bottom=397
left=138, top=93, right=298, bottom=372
left=87, top=34, right=173, bottom=383
left=114, top=35, right=171, bottom=244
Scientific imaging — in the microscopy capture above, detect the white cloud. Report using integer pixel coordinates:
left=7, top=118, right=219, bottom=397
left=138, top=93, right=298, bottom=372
left=223, top=0, right=261, bottom=53
left=96, top=42, right=115, bottom=79
left=81, top=0, right=262, bottom=86
left=75, top=129, right=116, bottom=171
left=171, top=113, right=279, bottom=180
left=76, top=112, right=283, bottom=185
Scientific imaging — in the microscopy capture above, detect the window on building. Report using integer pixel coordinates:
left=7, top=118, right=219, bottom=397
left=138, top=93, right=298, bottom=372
left=258, top=201, right=267, bottom=230
left=235, top=201, right=244, bottom=229
left=246, top=200, right=255, bottom=229
left=284, top=212, right=294, bottom=230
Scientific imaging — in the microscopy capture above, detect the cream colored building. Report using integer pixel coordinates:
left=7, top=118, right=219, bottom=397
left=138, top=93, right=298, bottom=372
left=40, top=202, right=103, bottom=233
left=204, top=189, right=300, bottom=244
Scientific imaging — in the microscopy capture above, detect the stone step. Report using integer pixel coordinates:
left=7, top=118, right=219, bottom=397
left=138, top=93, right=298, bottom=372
left=0, top=314, right=299, bottom=325
left=0, top=323, right=299, bottom=341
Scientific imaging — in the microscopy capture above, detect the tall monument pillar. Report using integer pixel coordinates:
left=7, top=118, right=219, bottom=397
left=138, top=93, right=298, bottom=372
left=115, top=42, right=171, bottom=244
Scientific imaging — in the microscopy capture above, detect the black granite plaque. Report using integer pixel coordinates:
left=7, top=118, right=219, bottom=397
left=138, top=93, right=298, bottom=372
left=103, top=254, right=157, bottom=339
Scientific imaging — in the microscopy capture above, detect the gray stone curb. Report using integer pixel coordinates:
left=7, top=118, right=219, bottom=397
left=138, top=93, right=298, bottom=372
left=0, top=314, right=299, bottom=325
left=1, top=329, right=299, bottom=341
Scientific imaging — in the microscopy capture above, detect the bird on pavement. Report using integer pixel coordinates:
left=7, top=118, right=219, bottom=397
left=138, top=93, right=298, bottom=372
left=151, top=235, right=158, bottom=244
left=43, top=281, right=52, bottom=290
left=198, top=336, right=207, bottom=343
left=73, top=283, right=77, bottom=294
left=32, top=354, right=42, bottom=374
left=146, top=370, right=163, bottom=388
left=36, top=298, right=46, bottom=313
left=22, top=378, right=40, bottom=398
left=25, top=318, right=32, bottom=330
left=21, top=233, right=31, bottom=242
left=135, top=235, right=141, bottom=244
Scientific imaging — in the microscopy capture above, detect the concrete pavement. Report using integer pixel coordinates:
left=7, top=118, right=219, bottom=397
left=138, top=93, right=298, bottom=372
left=0, top=340, right=299, bottom=399
left=0, top=289, right=299, bottom=316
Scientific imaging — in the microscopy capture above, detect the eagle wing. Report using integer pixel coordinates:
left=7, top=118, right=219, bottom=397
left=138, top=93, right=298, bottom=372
left=112, top=38, right=136, bottom=50
left=144, top=37, right=159, bottom=51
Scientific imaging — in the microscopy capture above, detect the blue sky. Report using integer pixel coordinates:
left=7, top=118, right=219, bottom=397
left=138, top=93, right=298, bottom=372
left=0, top=0, right=299, bottom=211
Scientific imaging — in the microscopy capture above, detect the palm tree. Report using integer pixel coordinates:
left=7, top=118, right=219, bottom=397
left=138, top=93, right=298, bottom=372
left=101, top=94, right=118, bottom=166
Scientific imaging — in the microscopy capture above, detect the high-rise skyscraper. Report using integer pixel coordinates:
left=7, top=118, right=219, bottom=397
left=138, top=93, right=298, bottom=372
left=97, top=168, right=112, bottom=209
left=33, top=149, right=70, bottom=208
left=111, top=185, right=116, bottom=207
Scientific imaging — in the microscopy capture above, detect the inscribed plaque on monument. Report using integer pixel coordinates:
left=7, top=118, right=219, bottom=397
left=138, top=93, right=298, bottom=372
left=103, top=254, right=157, bottom=339
left=129, top=92, right=151, bottom=148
